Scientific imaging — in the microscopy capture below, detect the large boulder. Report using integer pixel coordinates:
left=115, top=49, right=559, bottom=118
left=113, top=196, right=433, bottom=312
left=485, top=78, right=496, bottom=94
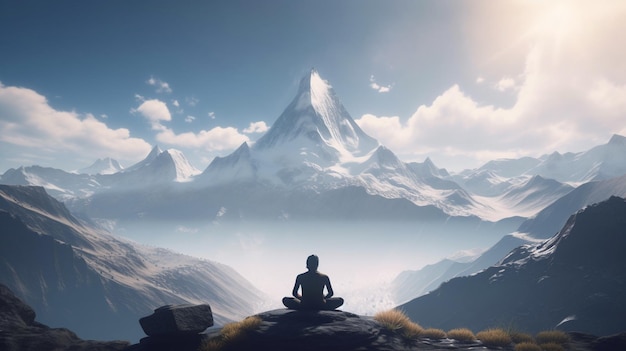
left=139, top=304, right=213, bottom=336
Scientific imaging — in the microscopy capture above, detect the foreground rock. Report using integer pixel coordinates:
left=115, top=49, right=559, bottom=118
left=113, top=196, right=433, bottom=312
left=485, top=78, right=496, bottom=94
left=0, top=284, right=128, bottom=351
left=195, top=309, right=626, bottom=351
left=140, top=304, right=213, bottom=336
left=129, top=304, right=214, bottom=351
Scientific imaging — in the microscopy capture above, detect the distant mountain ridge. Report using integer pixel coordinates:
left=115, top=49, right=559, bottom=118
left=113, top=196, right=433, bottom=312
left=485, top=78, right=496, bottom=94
left=77, top=157, right=124, bottom=175
left=4, top=71, right=624, bottom=223
left=0, top=184, right=263, bottom=342
left=393, top=173, right=626, bottom=304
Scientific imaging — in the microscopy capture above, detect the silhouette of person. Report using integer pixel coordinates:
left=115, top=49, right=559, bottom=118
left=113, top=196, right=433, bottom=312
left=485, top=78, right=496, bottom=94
left=282, top=255, right=344, bottom=310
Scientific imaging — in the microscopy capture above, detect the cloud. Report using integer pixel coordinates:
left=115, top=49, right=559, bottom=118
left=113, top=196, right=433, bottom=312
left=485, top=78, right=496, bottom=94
left=146, top=76, right=172, bottom=93
left=130, top=99, right=248, bottom=151
left=208, top=111, right=216, bottom=119
left=357, top=1, right=626, bottom=170
left=495, top=77, right=517, bottom=92
left=156, top=126, right=249, bottom=151
left=186, top=96, right=199, bottom=107
left=0, top=82, right=151, bottom=168
left=172, top=100, right=180, bottom=107
left=369, top=75, right=392, bottom=93
left=243, top=121, right=269, bottom=134
left=132, top=99, right=171, bottom=131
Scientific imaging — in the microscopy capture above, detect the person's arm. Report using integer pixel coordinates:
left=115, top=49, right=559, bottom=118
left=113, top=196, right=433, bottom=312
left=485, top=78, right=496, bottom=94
left=292, top=276, right=302, bottom=299
left=324, top=276, right=334, bottom=299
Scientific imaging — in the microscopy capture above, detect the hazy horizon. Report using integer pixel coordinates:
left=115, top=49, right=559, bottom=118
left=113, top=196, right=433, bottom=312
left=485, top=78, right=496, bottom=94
left=111, top=219, right=505, bottom=314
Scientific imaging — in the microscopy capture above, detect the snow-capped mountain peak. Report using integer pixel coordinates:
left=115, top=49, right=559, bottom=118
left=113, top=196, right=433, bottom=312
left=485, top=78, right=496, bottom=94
left=123, top=145, right=199, bottom=182
left=76, top=157, right=124, bottom=175
left=254, top=69, right=379, bottom=160
left=163, top=148, right=201, bottom=181
left=125, top=145, right=163, bottom=172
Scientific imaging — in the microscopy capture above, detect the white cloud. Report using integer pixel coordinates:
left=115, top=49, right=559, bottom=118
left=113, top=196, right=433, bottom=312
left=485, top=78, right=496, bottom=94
left=495, top=77, right=517, bottom=92
left=132, top=99, right=171, bottom=131
left=0, top=82, right=151, bottom=168
left=243, top=121, right=269, bottom=134
left=369, top=75, right=392, bottom=93
left=476, top=76, right=485, bottom=84
left=172, top=99, right=180, bottom=107
left=357, top=1, right=626, bottom=170
left=130, top=99, right=250, bottom=153
left=208, top=111, right=216, bottom=119
left=156, top=126, right=249, bottom=151
left=146, top=76, right=172, bottom=93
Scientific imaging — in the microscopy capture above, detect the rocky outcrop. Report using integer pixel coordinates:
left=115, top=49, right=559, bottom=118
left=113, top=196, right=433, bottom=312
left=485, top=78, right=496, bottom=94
left=0, top=284, right=128, bottom=351
left=194, top=309, right=625, bottom=351
left=129, top=304, right=214, bottom=351
left=140, top=304, right=213, bottom=336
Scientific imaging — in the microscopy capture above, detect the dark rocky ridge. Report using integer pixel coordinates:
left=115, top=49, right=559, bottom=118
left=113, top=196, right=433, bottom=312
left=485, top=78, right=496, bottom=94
left=400, top=196, right=626, bottom=336
left=0, top=283, right=128, bottom=351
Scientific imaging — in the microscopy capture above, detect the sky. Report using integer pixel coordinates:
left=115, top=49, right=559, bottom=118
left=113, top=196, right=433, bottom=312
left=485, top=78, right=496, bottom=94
left=1, top=0, right=625, bottom=174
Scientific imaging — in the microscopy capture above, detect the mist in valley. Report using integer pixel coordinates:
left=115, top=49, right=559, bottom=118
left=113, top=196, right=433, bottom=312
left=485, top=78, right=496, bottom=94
left=111, top=219, right=512, bottom=315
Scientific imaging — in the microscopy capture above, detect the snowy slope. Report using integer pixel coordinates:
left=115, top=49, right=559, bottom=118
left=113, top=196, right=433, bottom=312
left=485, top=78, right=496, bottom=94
left=77, top=157, right=124, bottom=175
left=527, top=134, right=626, bottom=184
left=120, top=145, right=200, bottom=182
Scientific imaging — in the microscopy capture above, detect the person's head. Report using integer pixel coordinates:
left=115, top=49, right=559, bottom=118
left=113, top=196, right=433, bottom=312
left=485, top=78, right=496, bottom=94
left=306, top=254, right=319, bottom=271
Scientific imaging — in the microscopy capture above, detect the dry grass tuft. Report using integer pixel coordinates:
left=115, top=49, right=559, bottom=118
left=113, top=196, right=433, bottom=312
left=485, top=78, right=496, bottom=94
left=514, top=341, right=542, bottom=351
left=200, top=316, right=262, bottom=351
left=535, top=330, right=569, bottom=345
left=421, top=328, right=447, bottom=339
left=510, top=331, right=535, bottom=344
left=538, top=342, right=565, bottom=351
left=373, top=309, right=423, bottom=340
left=374, top=309, right=412, bottom=331
left=401, top=321, right=424, bottom=339
left=447, top=328, right=476, bottom=343
left=476, top=328, right=512, bottom=347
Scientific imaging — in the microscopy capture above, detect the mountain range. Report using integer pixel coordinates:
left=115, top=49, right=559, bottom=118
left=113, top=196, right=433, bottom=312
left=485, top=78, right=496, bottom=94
left=0, top=184, right=263, bottom=342
left=392, top=172, right=626, bottom=304
left=4, top=70, right=626, bottom=226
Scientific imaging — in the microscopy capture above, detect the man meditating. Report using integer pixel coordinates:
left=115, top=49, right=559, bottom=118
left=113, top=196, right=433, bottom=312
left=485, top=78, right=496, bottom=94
left=282, top=254, right=344, bottom=310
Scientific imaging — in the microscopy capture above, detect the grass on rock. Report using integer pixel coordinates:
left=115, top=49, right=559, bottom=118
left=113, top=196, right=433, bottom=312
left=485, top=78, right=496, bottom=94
left=510, top=331, right=535, bottom=344
left=421, top=328, right=447, bottom=339
left=476, top=328, right=512, bottom=348
left=200, top=316, right=262, bottom=351
left=446, top=328, right=476, bottom=343
left=373, top=309, right=424, bottom=339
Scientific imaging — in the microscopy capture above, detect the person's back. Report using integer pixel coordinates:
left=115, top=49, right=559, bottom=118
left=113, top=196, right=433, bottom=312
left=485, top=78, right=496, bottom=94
left=282, top=255, right=344, bottom=311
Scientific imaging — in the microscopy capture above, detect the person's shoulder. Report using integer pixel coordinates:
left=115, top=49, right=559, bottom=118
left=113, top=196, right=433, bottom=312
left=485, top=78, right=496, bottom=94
left=317, top=271, right=329, bottom=278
